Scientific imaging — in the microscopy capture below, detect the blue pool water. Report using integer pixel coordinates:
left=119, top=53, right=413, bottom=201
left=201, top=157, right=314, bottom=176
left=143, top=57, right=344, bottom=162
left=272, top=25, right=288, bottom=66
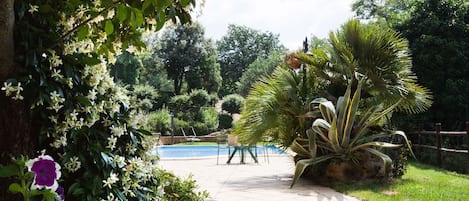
left=152, top=145, right=286, bottom=158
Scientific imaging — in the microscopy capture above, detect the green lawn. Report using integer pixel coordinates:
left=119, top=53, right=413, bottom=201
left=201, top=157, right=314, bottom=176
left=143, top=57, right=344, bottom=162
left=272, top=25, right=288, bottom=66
left=333, top=162, right=469, bottom=201
left=173, top=142, right=217, bottom=146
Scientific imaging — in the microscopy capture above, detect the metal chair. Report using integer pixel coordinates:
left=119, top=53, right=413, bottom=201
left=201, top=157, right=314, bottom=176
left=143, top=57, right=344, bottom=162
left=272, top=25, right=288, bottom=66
left=181, top=128, right=200, bottom=143
left=216, top=133, right=230, bottom=164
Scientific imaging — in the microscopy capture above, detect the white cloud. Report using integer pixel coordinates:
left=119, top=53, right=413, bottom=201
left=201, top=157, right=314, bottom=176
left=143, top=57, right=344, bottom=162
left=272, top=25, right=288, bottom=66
left=195, top=0, right=355, bottom=50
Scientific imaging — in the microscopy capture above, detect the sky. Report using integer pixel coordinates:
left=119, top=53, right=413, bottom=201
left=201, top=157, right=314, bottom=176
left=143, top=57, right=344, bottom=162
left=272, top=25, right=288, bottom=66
left=194, top=0, right=356, bottom=50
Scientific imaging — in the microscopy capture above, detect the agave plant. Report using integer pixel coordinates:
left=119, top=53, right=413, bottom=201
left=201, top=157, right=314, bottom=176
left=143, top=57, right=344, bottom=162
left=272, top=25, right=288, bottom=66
left=290, top=77, right=414, bottom=187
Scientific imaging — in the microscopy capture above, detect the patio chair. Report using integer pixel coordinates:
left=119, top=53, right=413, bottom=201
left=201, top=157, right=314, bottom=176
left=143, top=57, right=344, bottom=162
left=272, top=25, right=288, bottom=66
left=216, top=133, right=230, bottom=165
left=181, top=128, right=200, bottom=143
left=226, top=135, right=259, bottom=164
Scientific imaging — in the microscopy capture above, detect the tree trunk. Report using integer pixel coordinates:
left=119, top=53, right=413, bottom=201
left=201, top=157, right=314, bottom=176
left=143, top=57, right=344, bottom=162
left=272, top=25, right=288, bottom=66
left=0, top=0, right=35, bottom=200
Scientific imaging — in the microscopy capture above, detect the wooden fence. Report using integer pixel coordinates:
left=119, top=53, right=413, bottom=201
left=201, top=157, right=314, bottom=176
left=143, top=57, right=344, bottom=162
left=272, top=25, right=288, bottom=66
left=409, top=122, right=469, bottom=168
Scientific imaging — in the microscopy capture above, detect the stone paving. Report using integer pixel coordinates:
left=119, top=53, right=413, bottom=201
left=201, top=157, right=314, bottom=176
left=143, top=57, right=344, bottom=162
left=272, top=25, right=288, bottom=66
left=158, top=155, right=360, bottom=201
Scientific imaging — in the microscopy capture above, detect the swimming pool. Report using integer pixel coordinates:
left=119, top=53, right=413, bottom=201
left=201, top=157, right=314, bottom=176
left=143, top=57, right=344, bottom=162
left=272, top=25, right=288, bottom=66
left=152, top=145, right=286, bottom=158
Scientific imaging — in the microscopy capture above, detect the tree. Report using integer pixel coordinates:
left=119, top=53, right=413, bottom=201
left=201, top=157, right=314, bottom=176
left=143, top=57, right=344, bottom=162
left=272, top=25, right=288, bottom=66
left=111, top=52, right=141, bottom=85
left=237, top=51, right=283, bottom=96
left=158, top=23, right=221, bottom=95
left=353, top=0, right=469, bottom=129
left=217, top=24, right=285, bottom=96
left=352, top=0, right=417, bottom=27
left=0, top=0, right=205, bottom=200
left=235, top=20, right=431, bottom=147
left=184, top=40, right=222, bottom=94
left=396, top=0, right=469, bottom=129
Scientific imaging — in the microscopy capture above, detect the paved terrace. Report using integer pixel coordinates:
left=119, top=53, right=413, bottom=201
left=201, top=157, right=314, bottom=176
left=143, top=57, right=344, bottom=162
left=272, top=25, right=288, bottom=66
left=158, top=155, right=359, bottom=201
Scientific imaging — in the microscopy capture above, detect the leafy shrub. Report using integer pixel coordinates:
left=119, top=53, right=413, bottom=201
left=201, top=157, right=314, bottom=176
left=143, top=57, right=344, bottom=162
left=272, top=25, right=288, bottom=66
left=0, top=1, right=206, bottom=201
left=207, top=93, right=219, bottom=106
left=158, top=170, right=209, bottom=201
left=218, top=113, right=233, bottom=129
left=221, top=94, right=244, bottom=114
left=169, top=94, right=191, bottom=112
left=201, top=107, right=219, bottom=133
left=290, top=80, right=414, bottom=187
left=189, top=89, right=210, bottom=107
left=146, top=108, right=171, bottom=134
left=175, top=119, right=190, bottom=136
left=192, top=122, right=209, bottom=136
left=131, top=84, right=160, bottom=112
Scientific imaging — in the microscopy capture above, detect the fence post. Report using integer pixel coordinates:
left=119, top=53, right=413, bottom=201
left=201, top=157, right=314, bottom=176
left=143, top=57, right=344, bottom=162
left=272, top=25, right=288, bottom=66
left=466, top=122, right=469, bottom=159
left=435, top=123, right=442, bottom=168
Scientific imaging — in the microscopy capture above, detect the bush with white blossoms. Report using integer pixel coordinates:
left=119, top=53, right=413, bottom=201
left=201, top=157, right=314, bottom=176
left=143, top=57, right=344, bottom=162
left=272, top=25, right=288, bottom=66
left=1, top=0, right=208, bottom=201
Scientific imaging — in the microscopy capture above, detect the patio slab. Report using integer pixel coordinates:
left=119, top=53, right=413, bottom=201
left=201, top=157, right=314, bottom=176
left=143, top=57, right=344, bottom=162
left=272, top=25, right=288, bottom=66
left=158, top=155, right=359, bottom=201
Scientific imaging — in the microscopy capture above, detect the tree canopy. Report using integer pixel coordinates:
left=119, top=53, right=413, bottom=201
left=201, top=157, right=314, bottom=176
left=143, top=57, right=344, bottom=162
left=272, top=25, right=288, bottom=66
left=216, top=24, right=285, bottom=96
left=158, top=23, right=221, bottom=94
left=353, top=0, right=469, bottom=129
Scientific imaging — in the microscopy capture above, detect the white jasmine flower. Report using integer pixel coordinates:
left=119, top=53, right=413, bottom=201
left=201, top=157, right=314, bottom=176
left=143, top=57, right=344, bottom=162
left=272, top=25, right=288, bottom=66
left=107, top=9, right=115, bottom=19
left=102, top=172, right=119, bottom=189
left=106, top=136, right=117, bottom=150
left=28, top=4, right=39, bottom=14
left=1, top=82, right=14, bottom=96
left=64, top=156, right=81, bottom=172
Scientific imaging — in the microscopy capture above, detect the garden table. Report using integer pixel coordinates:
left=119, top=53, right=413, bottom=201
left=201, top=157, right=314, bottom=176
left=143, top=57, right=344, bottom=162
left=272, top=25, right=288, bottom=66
left=226, top=145, right=258, bottom=164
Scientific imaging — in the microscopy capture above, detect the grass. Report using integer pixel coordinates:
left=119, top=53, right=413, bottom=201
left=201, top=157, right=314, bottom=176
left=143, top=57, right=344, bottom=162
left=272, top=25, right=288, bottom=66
left=333, top=162, right=469, bottom=201
left=173, top=142, right=217, bottom=146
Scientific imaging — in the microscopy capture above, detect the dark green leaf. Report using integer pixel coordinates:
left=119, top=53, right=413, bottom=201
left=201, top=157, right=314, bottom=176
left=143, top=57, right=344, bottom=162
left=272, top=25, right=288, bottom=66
left=181, top=0, right=191, bottom=6
left=133, top=9, right=144, bottom=27
left=77, top=25, right=89, bottom=40
left=155, top=0, right=172, bottom=9
left=75, top=96, right=92, bottom=107
left=68, top=183, right=85, bottom=195
left=0, top=164, right=18, bottom=177
left=137, top=129, right=152, bottom=136
left=142, top=0, right=152, bottom=11
left=117, top=4, right=128, bottom=22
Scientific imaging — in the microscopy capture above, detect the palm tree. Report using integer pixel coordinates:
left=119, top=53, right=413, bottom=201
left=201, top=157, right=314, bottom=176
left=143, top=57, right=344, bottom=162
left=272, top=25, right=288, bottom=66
left=234, top=19, right=432, bottom=148
left=298, top=19, right=432, bottom=114
left=233, top=64, right=320, bottom=147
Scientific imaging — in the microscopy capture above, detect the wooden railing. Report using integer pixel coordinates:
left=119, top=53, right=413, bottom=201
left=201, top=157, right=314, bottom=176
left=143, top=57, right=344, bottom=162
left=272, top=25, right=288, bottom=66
left=409, top=122, right=469, bottom=168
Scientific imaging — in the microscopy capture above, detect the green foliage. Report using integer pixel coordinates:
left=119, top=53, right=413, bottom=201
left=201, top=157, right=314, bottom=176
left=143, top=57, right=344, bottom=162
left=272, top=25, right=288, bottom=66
left=158, top=170, right=209, bottom=201
left=158, top=23, right=221, bottom=94
left=111, top=52, right=141, bottom=85
left=0, top=156, right=60, bottom=201
left=217, top=24, right=285, bottom=96
left=168, top=90, right=218, bottom=135
left=131, top=84, right=159, bottom=112
left=298, top=20, right=432, bottom=114
left=199, top=107, right=219, bottom=134
left=237, top=51, right=283, bottom=96
left=189, top=89, right=209, bottom=107
left=137, top=49, right=174, bottom=93
left=221, top=94, right=244, bottom=114
left=207, top=93, right=219, bottom=106
left=234, top=66, right=320, bottom=147
left=395, top=0, right=469, bottom=129
left=333, top=162, right=469, bottom=201
left=353, top=0, right=468, bottom=130
left=2, top=0, right=210, bottom=200
left=169, top=94, right=191, bottom=112
left=146, top=108, right=171, bottom=134
left=218, top=113, right=233, bottom=129
left=290, top=79, right=414, bottom=187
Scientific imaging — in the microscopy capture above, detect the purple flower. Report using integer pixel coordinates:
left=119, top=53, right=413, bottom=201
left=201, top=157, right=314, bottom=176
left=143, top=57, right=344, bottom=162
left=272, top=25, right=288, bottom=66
left=56, top=186, right=65, bottom=201
left=26, top=155, right=61, bottom=191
